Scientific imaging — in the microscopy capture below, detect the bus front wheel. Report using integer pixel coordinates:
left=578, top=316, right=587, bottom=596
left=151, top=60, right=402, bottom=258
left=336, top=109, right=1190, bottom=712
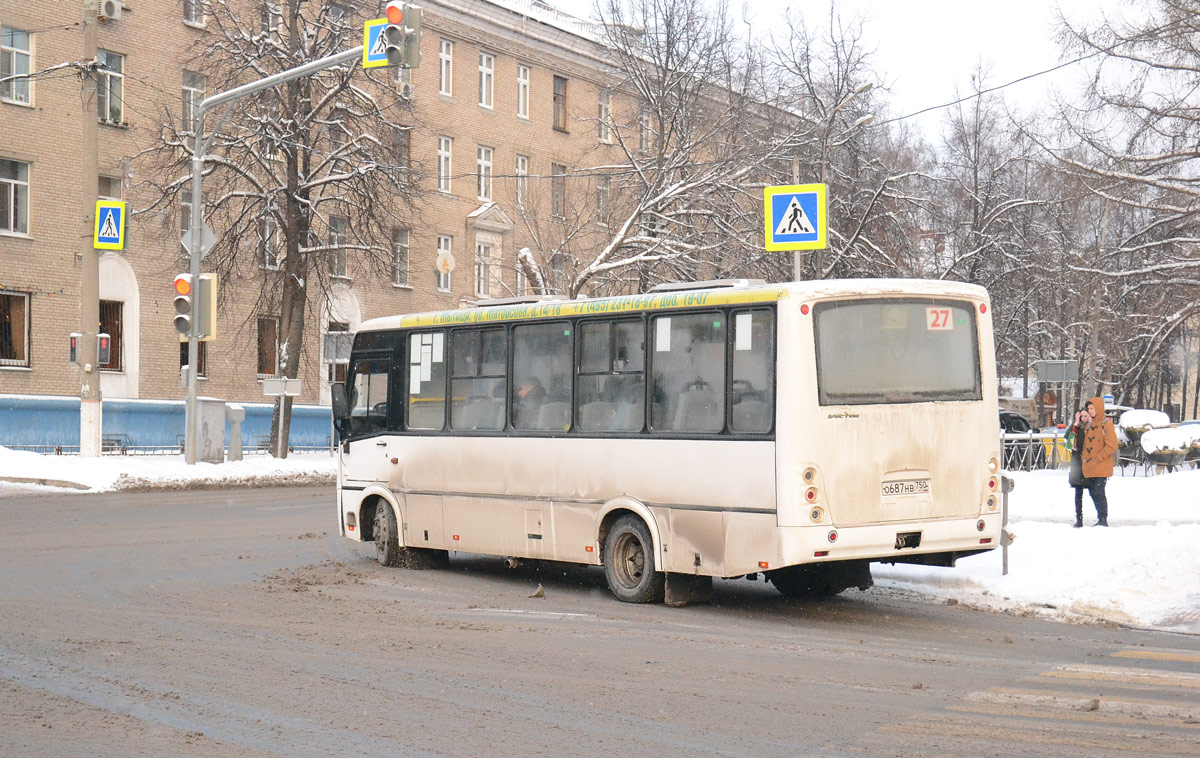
left=374, top=502, right=403, bottom=567
left=603, top=516, right=665, bottom=603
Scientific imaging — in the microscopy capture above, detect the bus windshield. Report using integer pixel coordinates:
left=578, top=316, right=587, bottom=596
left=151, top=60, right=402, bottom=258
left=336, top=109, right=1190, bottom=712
left=814, top=298, right=981, bottom=405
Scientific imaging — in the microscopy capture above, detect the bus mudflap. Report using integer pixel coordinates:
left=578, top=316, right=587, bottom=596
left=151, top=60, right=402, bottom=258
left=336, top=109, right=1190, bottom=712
left=664, top=573, right=713, bottom=607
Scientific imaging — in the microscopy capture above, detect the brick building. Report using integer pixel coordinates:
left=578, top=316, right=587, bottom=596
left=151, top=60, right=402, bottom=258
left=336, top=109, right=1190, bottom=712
left=0, top=0, right=629, bottom=408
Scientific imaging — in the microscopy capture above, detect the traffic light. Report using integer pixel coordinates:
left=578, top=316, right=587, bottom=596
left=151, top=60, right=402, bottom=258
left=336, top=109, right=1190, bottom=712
left=173, top=273, right=193, bottom=335
left=383, top=2, right=422, bottom=69
left=69, top=332, right=81, bottom=364
left=97, top=333, right=111, bottom=366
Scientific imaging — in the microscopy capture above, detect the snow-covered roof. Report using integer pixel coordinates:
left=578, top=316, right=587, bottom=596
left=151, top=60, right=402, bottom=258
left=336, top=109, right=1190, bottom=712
left=1141, top=425, right=1200, bottom=454
left=467, top=0, right=602, bottom=41
left=1119, top=409, right=1172, bottom=432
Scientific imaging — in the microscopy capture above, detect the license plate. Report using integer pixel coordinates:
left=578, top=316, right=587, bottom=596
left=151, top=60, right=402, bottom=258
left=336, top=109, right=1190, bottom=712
left=882, top=479, right=930, bottom=497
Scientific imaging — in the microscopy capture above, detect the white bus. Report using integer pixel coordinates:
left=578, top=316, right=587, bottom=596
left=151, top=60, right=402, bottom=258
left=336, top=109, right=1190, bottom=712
left=332, top=279, right=1002, bottom=605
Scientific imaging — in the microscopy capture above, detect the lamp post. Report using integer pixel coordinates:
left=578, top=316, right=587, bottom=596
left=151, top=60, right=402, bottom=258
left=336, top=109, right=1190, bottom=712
left=791, top=82, right=873, bottom=281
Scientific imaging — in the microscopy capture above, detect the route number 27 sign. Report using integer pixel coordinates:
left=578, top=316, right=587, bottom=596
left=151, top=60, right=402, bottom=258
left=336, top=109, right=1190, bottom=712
left=926, top=307, right=954, bottom=331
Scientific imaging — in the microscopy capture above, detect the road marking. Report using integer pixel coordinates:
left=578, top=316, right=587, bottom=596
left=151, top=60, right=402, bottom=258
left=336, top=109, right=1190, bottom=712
left=1112, top=649, right=1200, bottom=663
left=957, top=687, right=1200, bottom=722
left=1040, top=664, right=1200, bottom=689
left=476, top=609, right=593, bottom=619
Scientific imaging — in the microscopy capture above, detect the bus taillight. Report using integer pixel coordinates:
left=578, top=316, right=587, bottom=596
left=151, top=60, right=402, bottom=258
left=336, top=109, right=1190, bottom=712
left=827, top=530, right=838, bottom=543
left=805, top=487, right=818, bottom=503
left=976, top=519, right=986, bottom=532
left=809, top=507, right=823, bottom=522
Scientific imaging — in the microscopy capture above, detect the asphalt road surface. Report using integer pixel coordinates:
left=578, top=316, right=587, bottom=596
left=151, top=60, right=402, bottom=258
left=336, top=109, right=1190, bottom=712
left=1, top=487, right=1197, bottom=757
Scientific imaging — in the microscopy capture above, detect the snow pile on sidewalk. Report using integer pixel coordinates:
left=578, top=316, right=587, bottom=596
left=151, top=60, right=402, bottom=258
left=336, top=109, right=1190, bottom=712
left=0, top=446, right=335, bottom=492
left=875, top=468, right=1200, bottom=632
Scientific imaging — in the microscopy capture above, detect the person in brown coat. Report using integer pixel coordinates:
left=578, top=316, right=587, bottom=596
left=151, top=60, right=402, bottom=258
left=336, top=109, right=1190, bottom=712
left=1075, top=395, right=1120, bottom=527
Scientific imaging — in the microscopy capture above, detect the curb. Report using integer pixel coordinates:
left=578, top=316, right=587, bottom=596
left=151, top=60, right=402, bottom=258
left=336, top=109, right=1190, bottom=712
left=0, top=476, right=92, bottom=491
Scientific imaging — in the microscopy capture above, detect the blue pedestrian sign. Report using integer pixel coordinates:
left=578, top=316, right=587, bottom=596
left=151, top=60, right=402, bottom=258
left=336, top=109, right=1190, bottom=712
left=94, top=200, right=126, bottom=250
left=362, top=18, right=389, bottom=69
left=764, top=183, right=826, bottom=251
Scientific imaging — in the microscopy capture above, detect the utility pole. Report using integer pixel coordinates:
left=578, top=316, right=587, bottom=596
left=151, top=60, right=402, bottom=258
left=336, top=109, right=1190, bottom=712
left=79, top=0, right=101, bottom=457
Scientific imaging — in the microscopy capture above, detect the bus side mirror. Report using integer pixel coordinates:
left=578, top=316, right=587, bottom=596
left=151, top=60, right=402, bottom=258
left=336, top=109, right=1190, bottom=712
left=331, top=382, right=349, bottom=419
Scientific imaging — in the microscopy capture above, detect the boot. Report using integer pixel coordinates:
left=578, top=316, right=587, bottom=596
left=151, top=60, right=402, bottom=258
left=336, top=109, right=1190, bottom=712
left=1094, top=518, right=1108, bottom=527
left=1073, top=517, right=1083, bottom=528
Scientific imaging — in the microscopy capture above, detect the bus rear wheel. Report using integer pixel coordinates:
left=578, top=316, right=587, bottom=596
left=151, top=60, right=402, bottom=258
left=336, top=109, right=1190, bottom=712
left=768, top=560, right=873, bottom=599
left=603, top=516, right=665, bottom=603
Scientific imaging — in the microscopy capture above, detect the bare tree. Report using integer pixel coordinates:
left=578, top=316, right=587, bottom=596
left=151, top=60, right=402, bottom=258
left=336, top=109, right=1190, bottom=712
left=135, top=0, right=418, bottom=455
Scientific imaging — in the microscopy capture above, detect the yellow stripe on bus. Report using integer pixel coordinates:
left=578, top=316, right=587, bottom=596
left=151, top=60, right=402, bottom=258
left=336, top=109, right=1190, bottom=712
left=397, top=286, right=788, bottom=328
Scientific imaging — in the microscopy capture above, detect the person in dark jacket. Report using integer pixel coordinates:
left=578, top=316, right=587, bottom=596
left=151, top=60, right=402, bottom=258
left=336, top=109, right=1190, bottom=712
left=1075, top=396, right=1120, bottom=526
left=1068, top=408, right=1089, bottom=528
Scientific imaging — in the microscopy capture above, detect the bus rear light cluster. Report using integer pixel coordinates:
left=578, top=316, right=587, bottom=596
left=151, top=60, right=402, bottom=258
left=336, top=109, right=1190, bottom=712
left=976, top=519, right=986, bottom=532
left=802, top=467, right=816, bottom=483
left=987, top=458, right=999, bottom=474
left=986, top=495, right=997, bottom=510
left=804, top=487, right=818, bottom=503
left=809, top=507, right=823, bottom=522
left=827, top=530, right=838, bottom=543
left=987, top=477, right=998, bottom=491
left=813, top=550, right=829, bottom=557
left=980, top=538, right=993, bottom=544
left=801, top=304, right=810, bottom=315
left=758, top=561, right=770, bottom=569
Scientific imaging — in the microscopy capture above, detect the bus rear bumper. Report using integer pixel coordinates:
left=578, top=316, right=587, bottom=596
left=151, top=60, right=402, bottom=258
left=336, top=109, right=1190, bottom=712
left=776, top=513, right=1001, bottom=570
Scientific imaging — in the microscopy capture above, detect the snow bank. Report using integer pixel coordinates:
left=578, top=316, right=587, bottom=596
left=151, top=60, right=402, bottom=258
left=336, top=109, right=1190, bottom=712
left=1141, top=426, right=1200, bottom=454
left=0, top=446, right=335, bottom=492
left=1119, top=409, right=1171, bottom=431
left=876, top=468, right=1200, bottom=631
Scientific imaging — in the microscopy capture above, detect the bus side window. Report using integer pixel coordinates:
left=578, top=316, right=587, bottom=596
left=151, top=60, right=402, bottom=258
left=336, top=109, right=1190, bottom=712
left=406, top=331, right=446, bottom=430
left=450, top=328, right=507, bottom=431
left=512, top=322, right=572, bottom=431
left=348, top=357, right=390, bottom=437
left=650, top=313, right=725, bottom=433
left=576, top=319, right=644, bottom=432
left=730, top=309, right=774, bottom=433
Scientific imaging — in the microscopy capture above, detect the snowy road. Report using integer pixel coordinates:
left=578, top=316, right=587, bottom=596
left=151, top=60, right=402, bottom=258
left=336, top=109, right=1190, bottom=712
left=1, top=486, right=1198, bottom=756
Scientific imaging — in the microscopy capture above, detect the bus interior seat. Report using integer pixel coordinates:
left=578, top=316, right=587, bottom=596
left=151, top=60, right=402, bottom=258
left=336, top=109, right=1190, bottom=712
left=407, top=401, right=445, bottom=430
left=455, top=398, right=504, bottom=430
left=579, top=401, right=616, bottom=430
left=537, top=401, right=571, bottom=430
left=733, top=398, right=770, bottom=431
left=673, top=388, right=720, bottom=431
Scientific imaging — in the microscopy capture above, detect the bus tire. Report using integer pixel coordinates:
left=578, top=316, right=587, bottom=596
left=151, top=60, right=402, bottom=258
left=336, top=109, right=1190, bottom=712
left=768, top=560, right=873, bottom=599
left=603, top=515, right=665, bottom=603
left=373, top=502, right=403, bottom=567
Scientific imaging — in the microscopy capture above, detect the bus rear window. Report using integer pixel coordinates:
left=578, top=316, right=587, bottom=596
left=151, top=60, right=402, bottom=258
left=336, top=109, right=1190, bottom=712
left=814, top=299, right=981, bottom=405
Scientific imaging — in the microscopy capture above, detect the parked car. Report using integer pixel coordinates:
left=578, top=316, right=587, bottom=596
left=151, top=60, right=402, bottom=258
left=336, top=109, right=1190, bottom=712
left=999, top=410, right=1032, bottom=434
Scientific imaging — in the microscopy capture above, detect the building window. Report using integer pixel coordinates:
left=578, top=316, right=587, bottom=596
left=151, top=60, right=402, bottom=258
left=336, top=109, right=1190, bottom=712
left=0, top=158, right=29, bottom=234
left=257, top=316, right=280, bottom=376
left=326, top=322, right=349, bottom=383
left=437, top=136, right=452, bottom=193
left=98, top=300, right=123, bottom=371
left=392, top=127, right=410, bottom=167
left=1, top=27, right=31, bottom=105
left=516, top=64, right=530, bottom=118
left=598, top=91, right=612, bottom=143
left=515, top=154, right=528, bottom=206
left=439, top=39, right=453, bottom=96
left=392, top=228, right=410, bottom=286
left=183, top=0, right=203, bottom=25
left=475, top=243, right=493, bottom=298
left=597, top=176, right=610, bottom=226
left=97, top=50, right=124, bottom=124
left=550, top=163, right=566, bottom=218
left=329, top=216, right=348, bottom=277
left=182, top=71, right=205, bottom=133
left=515, top=263, right=527, bottom=296
left=478, top=52, right=493, bottom=108
left=436, top=235, right=452, bottom=291
left=0, top=290, right=29, bottom=367
left=179, top=341, right=207, bottom=377
left=258, top=216, right=280, bottom=269
left=98, top=175, right=121, bottom=201
left=476, top=145, right=492, bottom=201
left=552, top=75, right=567, bottom=131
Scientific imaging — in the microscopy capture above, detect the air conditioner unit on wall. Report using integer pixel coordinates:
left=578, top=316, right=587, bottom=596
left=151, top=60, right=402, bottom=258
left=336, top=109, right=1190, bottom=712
left=99, top=0, right=124, bottom=21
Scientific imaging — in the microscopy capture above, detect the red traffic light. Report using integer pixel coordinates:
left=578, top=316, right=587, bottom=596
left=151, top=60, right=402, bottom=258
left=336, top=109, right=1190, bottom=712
left=385, top=1, right=404, bottom=24
left=174, top=274, right=192, bottom=296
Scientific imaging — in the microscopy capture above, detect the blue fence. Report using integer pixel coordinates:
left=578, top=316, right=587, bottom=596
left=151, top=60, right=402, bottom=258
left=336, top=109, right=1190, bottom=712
left=0, top=394, right=332, bottom=449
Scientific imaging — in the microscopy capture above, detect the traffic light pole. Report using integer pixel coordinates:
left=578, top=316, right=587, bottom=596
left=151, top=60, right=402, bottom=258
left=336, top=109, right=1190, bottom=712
left=184, top=44, right=364, bottom=464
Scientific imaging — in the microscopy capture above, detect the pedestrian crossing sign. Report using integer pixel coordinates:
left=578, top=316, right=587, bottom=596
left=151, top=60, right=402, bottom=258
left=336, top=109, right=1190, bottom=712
left=94, top=200, right=126, bottom=250
left=362, top=18, right=389, bottom=68
left=764, top=183, right=826, bottom=251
